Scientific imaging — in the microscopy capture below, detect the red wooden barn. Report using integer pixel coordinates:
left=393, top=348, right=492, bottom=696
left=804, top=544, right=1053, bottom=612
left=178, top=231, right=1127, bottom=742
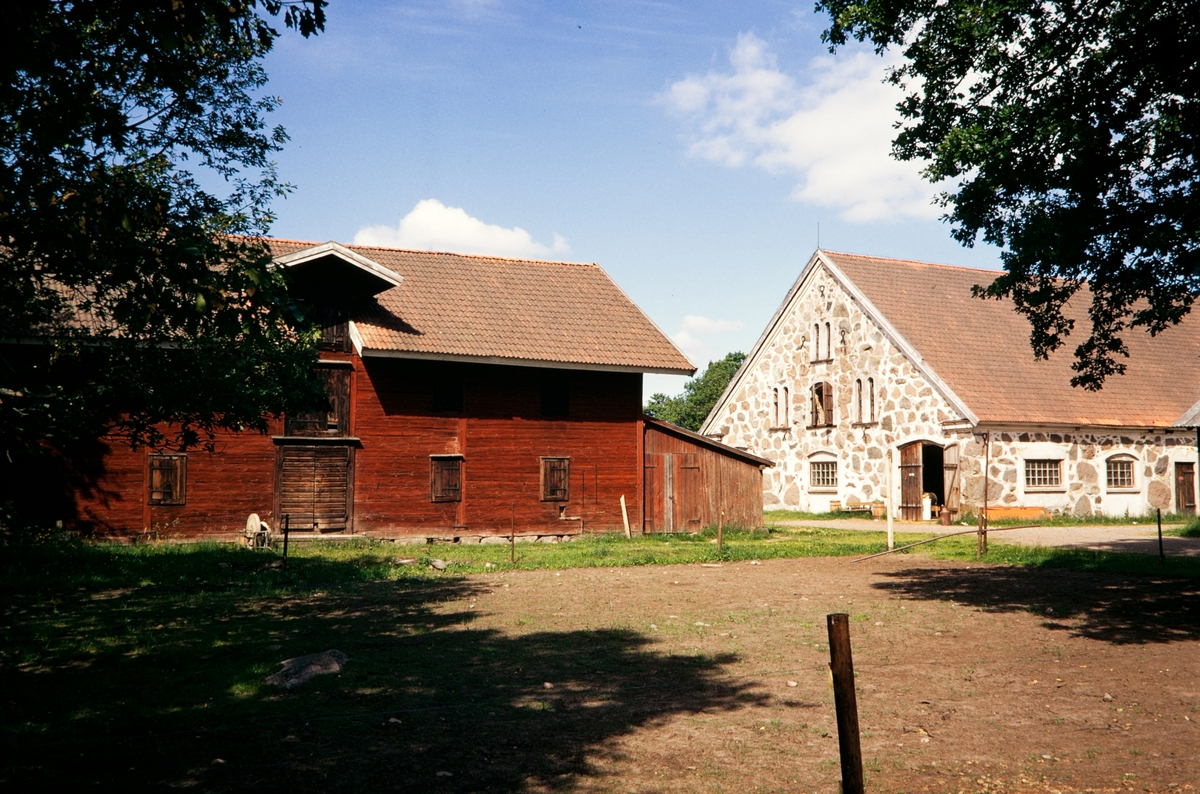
left=69, top=240, right=769, bottom=541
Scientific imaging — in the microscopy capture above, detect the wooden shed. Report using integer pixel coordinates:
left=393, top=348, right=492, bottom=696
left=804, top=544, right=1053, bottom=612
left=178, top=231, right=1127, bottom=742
left=642, top=416, right=772, bottom=532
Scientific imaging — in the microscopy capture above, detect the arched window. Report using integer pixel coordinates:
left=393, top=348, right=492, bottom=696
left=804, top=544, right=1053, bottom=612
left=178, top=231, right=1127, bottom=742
left=811, top=382, right=834, bottom=427
left=782, top=386, right=790, bottom=425
left=813, top=324, right=821, bottom=361
left=824, top=322, right=832, bottom=360
left=854, top=379, right=863, bottom=423
left=867, top=377, right=875, bottom=422
left=773, top=387, right=779, bottom=426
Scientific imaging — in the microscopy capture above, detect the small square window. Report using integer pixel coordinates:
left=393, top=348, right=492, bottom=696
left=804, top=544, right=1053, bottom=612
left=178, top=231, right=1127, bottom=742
left=541, top=457, right=570, bottom=501
left=1025, top=459, right=1061, bottom=488
left=1107, top=458, right=1134, bottom=489
left=148, top=454, right=186, bottom=505
left=811, top=460, right=837, bottom=489
left=431, top=457, right=462, bottom=502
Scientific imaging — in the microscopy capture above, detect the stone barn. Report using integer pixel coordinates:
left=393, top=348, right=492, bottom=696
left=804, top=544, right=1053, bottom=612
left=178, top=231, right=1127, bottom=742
left=701, top=250, right=1200, bottom=519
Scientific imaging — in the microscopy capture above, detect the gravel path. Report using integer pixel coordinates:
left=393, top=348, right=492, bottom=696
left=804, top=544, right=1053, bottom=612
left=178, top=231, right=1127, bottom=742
left=774, top=517, right=1200, bottom=557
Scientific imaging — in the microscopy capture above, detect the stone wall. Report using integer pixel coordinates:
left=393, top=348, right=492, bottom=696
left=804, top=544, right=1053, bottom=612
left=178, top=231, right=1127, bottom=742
left=710, top=263, right=963, bottom=512
left=958, top=429, right=1197, bottom=517
left=708, top=259, right=1199, bottom=518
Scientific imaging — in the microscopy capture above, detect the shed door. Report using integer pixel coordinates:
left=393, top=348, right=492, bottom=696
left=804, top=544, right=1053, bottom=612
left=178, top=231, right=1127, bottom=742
left=899, top=442, right=923, bottom=521
left=276, top=445, right=353, bottom=531
left=644, top=453, right=666, bottom=533
left=1177, top=462, right=1197, bottom=516
left=943, top=445, right=961, bottom=515
left=676, top=453, right=703, bottom=530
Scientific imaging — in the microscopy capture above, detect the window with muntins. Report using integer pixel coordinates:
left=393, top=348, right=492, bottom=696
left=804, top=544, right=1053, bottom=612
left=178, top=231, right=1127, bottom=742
left=541, top=457, right=570, bottom=501
left=811, top=460, right=837, bottom=488
left=810, top=382, right=834, bottom=427
left=1025, top=459, right=1062, bottom=488
left=430, top=457, right=462, bottom=502
left=1107, top=458, right=1135, bottom=489
left=148, top=454, right=186, bottom=505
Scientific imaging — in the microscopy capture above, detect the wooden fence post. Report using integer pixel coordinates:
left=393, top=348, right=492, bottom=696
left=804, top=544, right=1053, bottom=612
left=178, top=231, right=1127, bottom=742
left=1158, top=508, right=1165, bottom=566
left=827, top=613, right=864, bottom=794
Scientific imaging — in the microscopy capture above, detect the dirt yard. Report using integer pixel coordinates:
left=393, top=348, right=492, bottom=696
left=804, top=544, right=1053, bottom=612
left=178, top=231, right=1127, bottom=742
left=6, top=553, right=1200, bottom=793
left=430, top=557, right=1200, bottom=793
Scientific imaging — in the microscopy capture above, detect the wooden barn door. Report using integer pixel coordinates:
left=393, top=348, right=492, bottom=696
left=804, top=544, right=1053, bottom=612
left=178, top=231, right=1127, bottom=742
left=644, top=453, right=667, bottom=533
left=675, top=453, right=703, bottom=531
left=943, top=445, right=961, bottom=516
left=275, top=445, right=354, bottom=531
left=899, top=442, right=923, bottom=521
left=1177, top=462, right=1196, bottom=515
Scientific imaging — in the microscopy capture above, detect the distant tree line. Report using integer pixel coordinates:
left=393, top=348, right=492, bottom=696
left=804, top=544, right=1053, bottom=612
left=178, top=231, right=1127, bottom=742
left=644, top=352, right=745, bottom=432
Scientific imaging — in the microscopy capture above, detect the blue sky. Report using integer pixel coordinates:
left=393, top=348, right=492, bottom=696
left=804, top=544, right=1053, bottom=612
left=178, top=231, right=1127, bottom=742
left=262, top=1, right=1003, bottom=399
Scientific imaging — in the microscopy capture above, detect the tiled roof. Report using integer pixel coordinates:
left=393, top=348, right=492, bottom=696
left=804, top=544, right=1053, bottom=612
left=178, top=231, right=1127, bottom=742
left=1175, top=400, right=1200, bottom=428
left=823, top=251, right=1200, bottom=428
left=267, top=239, right=694, bottom=375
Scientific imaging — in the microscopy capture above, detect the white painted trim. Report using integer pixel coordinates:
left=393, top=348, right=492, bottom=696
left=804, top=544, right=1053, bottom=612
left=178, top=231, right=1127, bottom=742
left=358, top=347, right=694, bottom=375
left=347, top=320, right=364, bottom=356
left=272, top=241, right=404, bottom=289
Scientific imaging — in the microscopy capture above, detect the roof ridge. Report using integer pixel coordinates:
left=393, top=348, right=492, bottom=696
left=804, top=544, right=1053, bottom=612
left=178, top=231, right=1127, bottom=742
left=257, top=235, right=324, bottom=246
left=344, top=243, right=597, bottom=268
left=822, top=248, right=1002, bottom=275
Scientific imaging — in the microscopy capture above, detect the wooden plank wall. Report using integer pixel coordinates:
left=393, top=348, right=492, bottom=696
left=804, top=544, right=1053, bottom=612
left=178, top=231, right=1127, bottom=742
left=643, top=424, right=765, bottom=530
left=68, top=355, right=643, bottom=540
left=73, top=423, right=283, bottom=540
left=353, top=358, right=642, bottom=537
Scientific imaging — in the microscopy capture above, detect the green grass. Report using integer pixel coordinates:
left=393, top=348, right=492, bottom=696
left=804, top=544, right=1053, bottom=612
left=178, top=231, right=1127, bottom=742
left=764, top=509, right=867, bottom=521
left=5, top=519, right=1197, bottom=602
left=1168, top=516, right=1200, bottom=538
left=957, top=510, right=1193, bottom=527
left=768, top=508, right=1195, bottom=527
left=916, top=532, right=1200, bottom=577
left=0, top=526, right=885, bottom=596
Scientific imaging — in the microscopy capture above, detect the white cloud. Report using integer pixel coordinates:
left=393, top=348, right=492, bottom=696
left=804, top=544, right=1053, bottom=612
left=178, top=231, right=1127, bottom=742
left=644, top=314, right=744, bottom=403
left=662, top=33, right=937, bottom=222
left=680, top=314, right=744, bottom=334
left=668, top=314, right=744, bottom=368
left=354, top=199, right=570, bottom=258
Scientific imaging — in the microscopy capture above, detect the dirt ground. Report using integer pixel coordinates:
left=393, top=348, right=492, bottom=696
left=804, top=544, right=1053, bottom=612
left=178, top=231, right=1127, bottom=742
left=9, top=553, right=1200, bottom=793
left=438, top=556, right=1200, bottom=793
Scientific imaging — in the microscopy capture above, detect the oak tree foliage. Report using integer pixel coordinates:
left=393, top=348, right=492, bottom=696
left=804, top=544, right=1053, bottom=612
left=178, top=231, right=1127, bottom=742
left=0, top=1, right=327, bottom=526
left=818, top=0, right=1200, bottom=389
left=645, top=352, right=746, bottom=432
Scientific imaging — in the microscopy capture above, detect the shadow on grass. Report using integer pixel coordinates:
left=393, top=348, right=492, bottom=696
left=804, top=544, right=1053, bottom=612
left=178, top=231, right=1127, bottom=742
left=1, top=545, right=766, bottom=792
left=871, top=560, right=1200, bottom=645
